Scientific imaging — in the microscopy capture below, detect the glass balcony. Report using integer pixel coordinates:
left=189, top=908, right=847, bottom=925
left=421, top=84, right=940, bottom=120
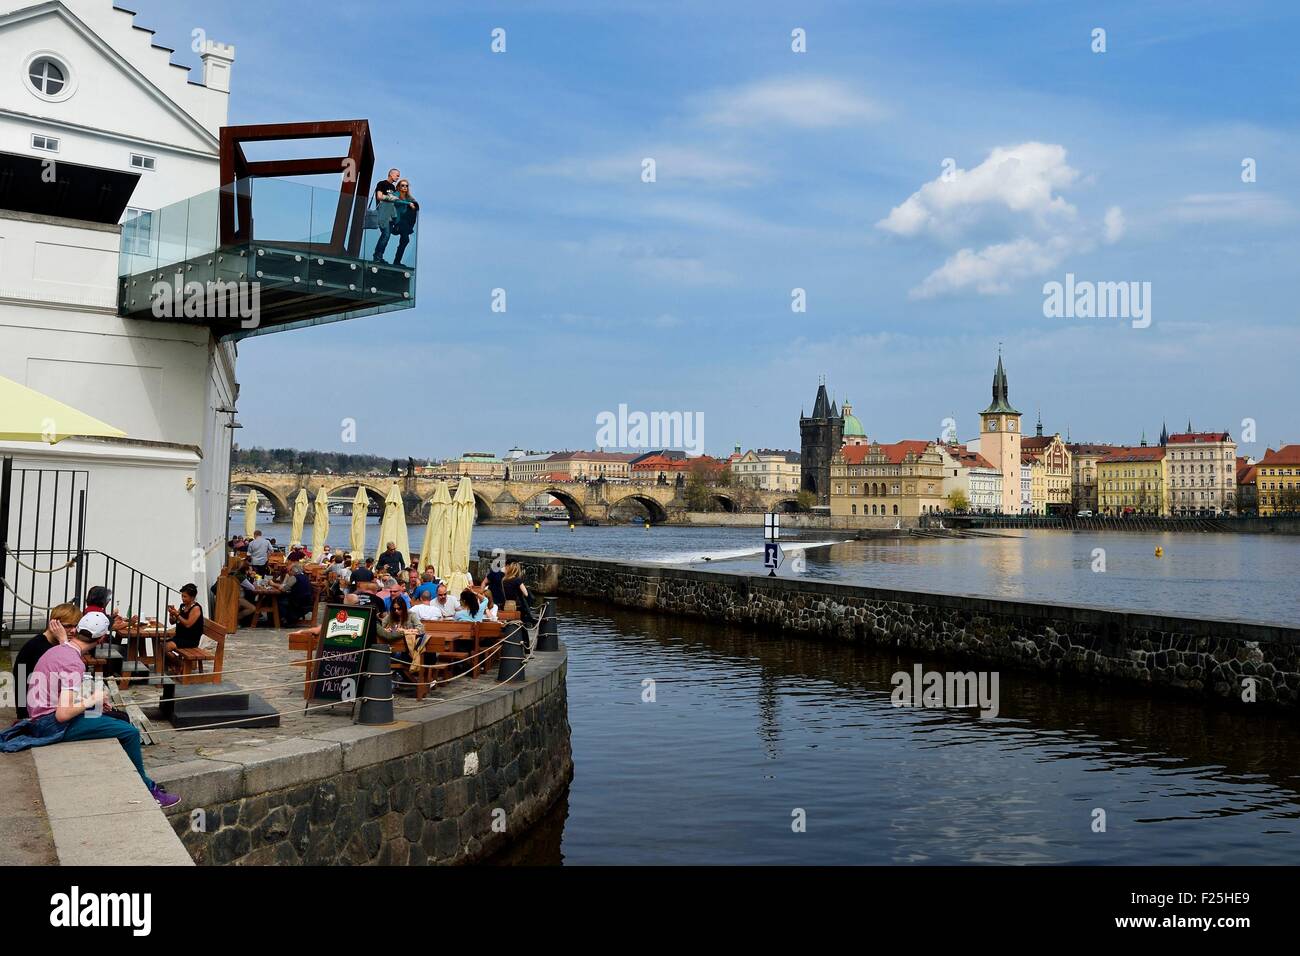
left=118, top=177, right=418, bottom=339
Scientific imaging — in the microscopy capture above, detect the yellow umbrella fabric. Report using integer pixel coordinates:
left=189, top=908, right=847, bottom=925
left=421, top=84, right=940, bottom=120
left=374, top=483, right=411, bottom=567
left=424, top=481, right=453, bottom=579
left=0, top=375, right=126, bottom=444
left=444, top=477, right=476, bottom=595
left=349, top=487, right=369, bottom=557
left=311, top=490, right=330, bottom=557
left=243, top=489, right=258, bottom=538
left=290, top=488, right=309, bottom=548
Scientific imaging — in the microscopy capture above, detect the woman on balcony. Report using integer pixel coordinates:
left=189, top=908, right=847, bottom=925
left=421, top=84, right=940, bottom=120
left=391, top=179, right=419, bottom=267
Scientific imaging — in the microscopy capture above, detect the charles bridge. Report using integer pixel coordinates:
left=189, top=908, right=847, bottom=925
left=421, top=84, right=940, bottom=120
left=229, top=470, right=799, bottom=525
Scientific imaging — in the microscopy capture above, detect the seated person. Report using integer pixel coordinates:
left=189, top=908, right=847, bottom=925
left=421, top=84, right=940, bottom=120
left=0, top=612, right=180, bottom=807
left=454, top=590, right=484, bottom=622
left=411, top=570, right=441, bottom=601
left=425, top=583, right=460, bottom=621
left=350, top=559, right=376, bottom=585
left=11, top=603, right=81, bottom=720
left=287, top=543, right=307, bottom=563
left=409, top=589, right=442, bottom=624
left=164, top=584, right=204, bottom=671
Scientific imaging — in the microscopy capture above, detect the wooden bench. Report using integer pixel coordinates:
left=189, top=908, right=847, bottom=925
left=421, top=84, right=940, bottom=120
left=412, top=621, right=476, bottom=699
left=169, top=618, right=228, bottom=685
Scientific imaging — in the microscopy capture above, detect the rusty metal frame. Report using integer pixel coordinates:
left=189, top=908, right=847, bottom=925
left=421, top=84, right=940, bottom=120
left=218, top=120, right=375, bottom=257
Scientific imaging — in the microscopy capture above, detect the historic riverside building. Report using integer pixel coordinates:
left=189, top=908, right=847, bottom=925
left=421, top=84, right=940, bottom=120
left=0, top=0, right=418, bottom=609
left=976, top=355, right=1023, bottom=515
left=0, top=0, right=237, bottom=599
left=831, top=440, right=946, bottom=520
left=1020, top=417, right=1073, bottom=515
left=1255, top=445, right=1300, bottom=515
left=1097, top=445, right=1169, bottom=516
left=731, top=449, right=801, bottom=491
left=938, top=445, right=1001, bottom=513
left=1236, top=457, right=1258, bottom=515
left=799, top=380, right=845, bottom=506
left=1165, top=430, right=1238, bottom=515
left=1067, top=443, right=1113, bottom=513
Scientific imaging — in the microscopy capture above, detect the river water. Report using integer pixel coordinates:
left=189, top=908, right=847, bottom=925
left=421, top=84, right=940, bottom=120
left=235, top=519, right=1300, bottom=864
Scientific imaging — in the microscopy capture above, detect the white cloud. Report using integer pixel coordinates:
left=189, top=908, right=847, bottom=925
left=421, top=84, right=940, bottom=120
left=1167, top=192, right=1294, bottom=224
left=696, top=76, right=884, bottom=129
left=1104, top=206, right=1125, bottom=243
left=910, top=236, right=1073, bottom=299
left=877, top=142, right=1079, bottom=239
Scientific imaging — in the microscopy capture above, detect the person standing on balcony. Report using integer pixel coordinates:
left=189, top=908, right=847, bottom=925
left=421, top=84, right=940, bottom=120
left=372, top=167, right=401, bottom=261
left=391, top=179, right=419, bottom=267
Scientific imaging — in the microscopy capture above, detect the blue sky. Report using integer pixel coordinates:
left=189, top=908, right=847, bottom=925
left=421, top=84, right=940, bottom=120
left=144, top=0, right=1298, bottom=457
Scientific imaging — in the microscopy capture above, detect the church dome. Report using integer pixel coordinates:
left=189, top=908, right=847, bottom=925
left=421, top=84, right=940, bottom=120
left=842, top=402, right=866, bottom=438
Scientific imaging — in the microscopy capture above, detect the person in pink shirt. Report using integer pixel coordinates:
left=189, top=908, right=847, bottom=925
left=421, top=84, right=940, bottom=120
left=10, top=611, right=179, bottom=808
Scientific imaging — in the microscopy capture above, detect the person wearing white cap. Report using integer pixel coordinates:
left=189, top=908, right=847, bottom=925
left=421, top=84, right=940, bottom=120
left=0, top=611, right=180, bottom=808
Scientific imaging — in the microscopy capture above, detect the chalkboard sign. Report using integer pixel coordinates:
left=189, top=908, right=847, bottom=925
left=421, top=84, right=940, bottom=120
left=307, top=603, right=375, bottom=707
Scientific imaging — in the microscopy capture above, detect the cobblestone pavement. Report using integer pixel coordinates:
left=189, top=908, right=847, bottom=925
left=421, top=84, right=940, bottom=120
left=121, top=626, right=505, bottom=770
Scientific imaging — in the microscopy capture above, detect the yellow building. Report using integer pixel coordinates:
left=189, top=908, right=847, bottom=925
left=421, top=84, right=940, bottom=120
left=1256, top=446, right=1300, bottom=515
left=1021, top=428, right=1073, bottom=514
left=1097, top=446, right=1168, bottom=516
left=831, top=440, right=946, bottom=519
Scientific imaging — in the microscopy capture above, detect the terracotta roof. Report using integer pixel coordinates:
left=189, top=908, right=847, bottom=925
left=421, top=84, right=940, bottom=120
left=1167, top=432, right=1231, bottom=444
left=1236, top=459, right=1257, bottom=485
left=1099, top=446, right=1167, bottom=463
left=959, top=452, right=996, bottom=471
left=1020, top=436, right=1055, bottom=451
left=1257, top=445, right=1300, bottom=467
left=1066, top=443, right=1115, bottom=456
left=840, top=440, right=932, bottom=465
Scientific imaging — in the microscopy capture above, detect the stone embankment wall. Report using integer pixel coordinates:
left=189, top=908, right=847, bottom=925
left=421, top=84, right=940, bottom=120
left=155, top=649, right=572, bottom=865
left=499, top=552, right=1300, bottom=710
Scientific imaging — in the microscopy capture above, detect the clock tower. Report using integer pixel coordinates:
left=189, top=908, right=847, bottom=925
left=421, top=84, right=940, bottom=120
left=979, top=353, right=1022, bottom=514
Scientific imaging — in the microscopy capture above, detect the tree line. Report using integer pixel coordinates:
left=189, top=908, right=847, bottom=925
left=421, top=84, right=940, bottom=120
left=232, top=446, right=406, bottom=475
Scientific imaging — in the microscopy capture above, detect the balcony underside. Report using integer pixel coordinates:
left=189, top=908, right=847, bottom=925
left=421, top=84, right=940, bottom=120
left=118, top=243, right=415, bottom=341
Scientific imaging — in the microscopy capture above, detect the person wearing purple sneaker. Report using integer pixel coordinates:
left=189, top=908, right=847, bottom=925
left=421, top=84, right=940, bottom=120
left=0, top=611, right=180, bottom=808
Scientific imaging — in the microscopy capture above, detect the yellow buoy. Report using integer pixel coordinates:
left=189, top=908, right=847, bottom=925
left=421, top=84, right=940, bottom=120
left=1154, top=546, right=1164, bottom=558
left=569, top=522, right=575, bottom=532
left=533, top=522, right=540, bottom=533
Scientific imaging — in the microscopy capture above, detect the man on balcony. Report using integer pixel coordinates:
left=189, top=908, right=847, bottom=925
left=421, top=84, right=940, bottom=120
left=372, top=168, right=401, bottom=262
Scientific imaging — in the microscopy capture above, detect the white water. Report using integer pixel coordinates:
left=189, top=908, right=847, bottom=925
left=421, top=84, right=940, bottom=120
left=644, top=539, right=852, bottom=566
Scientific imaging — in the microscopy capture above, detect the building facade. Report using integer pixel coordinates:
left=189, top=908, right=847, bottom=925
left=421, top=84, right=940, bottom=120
left=0, top=0, right=238, bottom=601
left=831, top=440, right=946, bottom=520
left=1255, top=446, right=1300, bottom=516
left=1067, top=443, right=1112, bottom=513
left=1236, top=457, right=1258, bottom=516
left=1020, top=427, right=1073, bottom=514
left=449, top=452, right=505, bottom=479
left=1097, top=446, right=1169, bottom=516
left=1165, top=431, right=1238, bottom=515
left=731, top=449, right=801, bottom=491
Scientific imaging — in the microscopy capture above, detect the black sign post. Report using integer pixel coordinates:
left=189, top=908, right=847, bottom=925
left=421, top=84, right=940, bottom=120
left=306, top=602, right=375, bottom=716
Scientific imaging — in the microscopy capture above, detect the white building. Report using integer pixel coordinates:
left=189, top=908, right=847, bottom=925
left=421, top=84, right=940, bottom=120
left=938, top=444, right=1002, bottom=513
left=1166, top=430, right=1238, bottom=515
left=0, top=0, right=238, bottom=611
left=1020, top=460, right=1033, bottom=514
left=731, top=449, right=801, bottom=492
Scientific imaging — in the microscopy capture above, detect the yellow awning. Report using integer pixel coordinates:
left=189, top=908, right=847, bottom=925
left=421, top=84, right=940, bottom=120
left=0, top=375, right=127, bottom=444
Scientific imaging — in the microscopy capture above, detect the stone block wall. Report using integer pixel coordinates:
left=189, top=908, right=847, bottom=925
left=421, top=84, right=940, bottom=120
left=498, top=552, right=1300, bottom=710
left=156, top=650, right=573, bottom=865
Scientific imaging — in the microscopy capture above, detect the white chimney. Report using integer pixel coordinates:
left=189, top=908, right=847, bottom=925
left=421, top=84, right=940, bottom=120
left=200, top=39, right=236, bottom=93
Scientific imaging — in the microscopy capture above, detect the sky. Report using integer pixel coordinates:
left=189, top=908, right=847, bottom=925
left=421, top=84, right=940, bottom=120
left=139, top=0, right=1298, bottom=458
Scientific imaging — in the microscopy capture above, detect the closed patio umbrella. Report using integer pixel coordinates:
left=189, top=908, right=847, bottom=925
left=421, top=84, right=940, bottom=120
left=444, top=477, right=476, bottom=595
left=312, top=490, right=330, bottom=557
left=421, top=481, right=452, bottom=578
left=0, top=374, right=126, bottom=444
left=290, top=488, right=309, bottom=549
left=243, top=489, right=258, bottom=538
left=349, top=487, right=369, bottom=557
left=374, top=483, right=411, bottom=568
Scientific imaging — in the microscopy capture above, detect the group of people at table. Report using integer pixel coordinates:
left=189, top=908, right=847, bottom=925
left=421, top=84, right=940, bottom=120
left=226, top=533, right=535, bottom=631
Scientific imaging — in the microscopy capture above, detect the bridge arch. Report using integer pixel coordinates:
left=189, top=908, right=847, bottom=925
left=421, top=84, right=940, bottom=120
left=229, top=480, right=291, bottom=521
left=775, top=498, right=800, bottom=513
left=324, top=482, right=388, bottom=515
left=541, top=488, right=587, bottom=523
left=609, top=493, right=669, bottom=524
left=709, top=493, right=739, bottom=513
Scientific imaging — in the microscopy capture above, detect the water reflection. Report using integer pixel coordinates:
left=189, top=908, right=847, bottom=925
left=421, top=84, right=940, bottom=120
left=495, top=598, right=1300, bottom=865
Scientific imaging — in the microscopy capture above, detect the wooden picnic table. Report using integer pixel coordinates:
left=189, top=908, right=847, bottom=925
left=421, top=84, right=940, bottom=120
left=248, top=587, right=283, bottom=629
left=117, top=621, right=173, bottom=686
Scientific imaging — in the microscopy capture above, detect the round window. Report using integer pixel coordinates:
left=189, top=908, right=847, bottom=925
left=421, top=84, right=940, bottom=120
left=29, top=57, right=66, bottom=95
